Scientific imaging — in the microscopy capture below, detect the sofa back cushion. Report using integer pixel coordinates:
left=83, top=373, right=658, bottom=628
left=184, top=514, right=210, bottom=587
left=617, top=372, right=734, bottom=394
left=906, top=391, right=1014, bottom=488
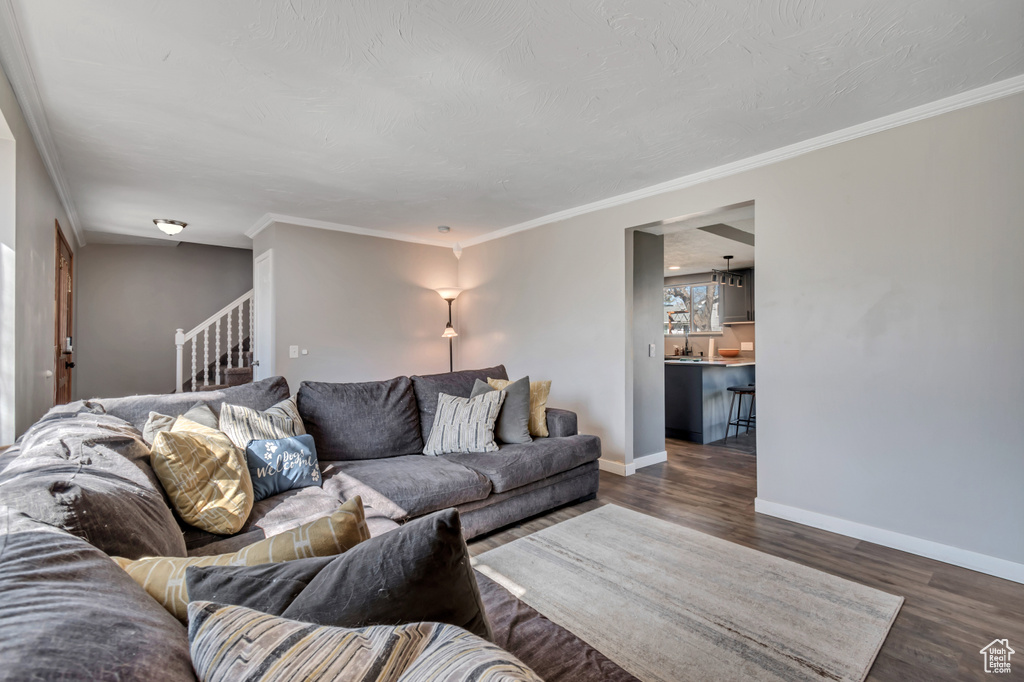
left=0, top=414, right=187, bottom=559
left=298, top=377, right=422, bottom=460
left=0, top=507, right=196, bottom=681
left=411, top=365, right=508, bottom=443
left=92, top=375, right=291, bottom=432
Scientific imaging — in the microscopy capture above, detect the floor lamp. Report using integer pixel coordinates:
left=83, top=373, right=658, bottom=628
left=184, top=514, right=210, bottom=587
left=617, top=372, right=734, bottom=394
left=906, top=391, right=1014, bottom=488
left=435, top=287, right=463, bottom=372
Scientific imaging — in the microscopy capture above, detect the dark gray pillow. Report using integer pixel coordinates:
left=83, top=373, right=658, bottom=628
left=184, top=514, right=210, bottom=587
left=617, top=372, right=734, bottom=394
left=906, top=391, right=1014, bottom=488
left=411, top=365, right=509, bottom=443
left=297, top=377, right=422, bottom=460
left=186, top=508, right=492, bottom=640
left=93, top=376, right=291, bottom=432
left=0, top=415, right=187, bottom=558
left=470, top=377, right=532, bottom=444
left=0, top=507, right=195, bottom=681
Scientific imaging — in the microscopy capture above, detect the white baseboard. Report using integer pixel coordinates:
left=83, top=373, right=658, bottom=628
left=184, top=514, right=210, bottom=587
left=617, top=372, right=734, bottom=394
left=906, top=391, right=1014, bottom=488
left=754, top=498, right=1024, bottom=585
left=634, top=451, right=668, bottom=470
left=599, top=451, right=667, bottom=477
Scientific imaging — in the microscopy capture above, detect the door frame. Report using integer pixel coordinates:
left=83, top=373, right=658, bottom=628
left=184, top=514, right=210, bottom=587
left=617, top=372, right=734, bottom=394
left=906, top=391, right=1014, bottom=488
left=253, top=249, right=275, bottom=380
left=53, top=221, right=73, bottom=404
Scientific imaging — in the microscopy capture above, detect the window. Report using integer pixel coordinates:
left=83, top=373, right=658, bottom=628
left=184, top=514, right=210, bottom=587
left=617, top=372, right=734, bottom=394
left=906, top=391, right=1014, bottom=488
left=664, top=283, right=721, bottom=335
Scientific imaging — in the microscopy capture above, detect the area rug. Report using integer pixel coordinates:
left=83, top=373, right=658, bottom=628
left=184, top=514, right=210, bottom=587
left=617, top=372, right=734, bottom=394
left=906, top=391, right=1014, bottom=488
left=473, top=505, right=903, bottom=682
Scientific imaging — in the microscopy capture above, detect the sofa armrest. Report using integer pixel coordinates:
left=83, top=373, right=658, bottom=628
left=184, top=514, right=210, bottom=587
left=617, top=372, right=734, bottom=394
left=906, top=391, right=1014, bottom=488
left=545, top=408, right=578, bottom=438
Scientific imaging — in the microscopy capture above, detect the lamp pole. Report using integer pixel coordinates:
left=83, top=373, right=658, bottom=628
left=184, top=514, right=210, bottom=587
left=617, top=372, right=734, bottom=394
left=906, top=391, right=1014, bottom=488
left=447, top=298, right=454, bottom=372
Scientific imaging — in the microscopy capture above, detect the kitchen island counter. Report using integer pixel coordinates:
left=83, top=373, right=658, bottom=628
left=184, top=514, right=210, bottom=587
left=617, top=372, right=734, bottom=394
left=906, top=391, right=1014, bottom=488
left=665, top=360, right=755, bottom=443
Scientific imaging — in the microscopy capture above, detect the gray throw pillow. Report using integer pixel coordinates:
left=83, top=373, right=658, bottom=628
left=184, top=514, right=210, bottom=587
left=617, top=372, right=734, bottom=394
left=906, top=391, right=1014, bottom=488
left=142, top=402, right=219, bottom=446
left=185, top=508, right=492, bottom=641
left=470, top=377, right=532, bottom=444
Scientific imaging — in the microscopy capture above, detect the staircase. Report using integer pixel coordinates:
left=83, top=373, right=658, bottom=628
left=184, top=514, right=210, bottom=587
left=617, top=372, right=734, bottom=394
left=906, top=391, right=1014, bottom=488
left=175, top=291, right=255, bottom=393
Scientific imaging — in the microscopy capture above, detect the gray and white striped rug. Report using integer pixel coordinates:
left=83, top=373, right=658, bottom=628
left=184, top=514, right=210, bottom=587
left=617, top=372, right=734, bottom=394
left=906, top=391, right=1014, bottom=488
left=473, top=504, right=902, bottom=682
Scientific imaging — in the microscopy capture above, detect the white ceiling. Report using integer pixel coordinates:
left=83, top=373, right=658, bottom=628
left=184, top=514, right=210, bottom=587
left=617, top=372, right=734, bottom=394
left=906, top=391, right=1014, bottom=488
left=4, top=1, right=1023, bottom=248
left=662, top=205, right=754, bottom=277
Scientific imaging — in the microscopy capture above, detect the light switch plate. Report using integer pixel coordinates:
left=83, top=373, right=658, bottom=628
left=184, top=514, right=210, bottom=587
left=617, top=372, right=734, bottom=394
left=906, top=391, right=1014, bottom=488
left=289, top=345, right=299, bottom=358
left=741, top=342, right=754, bottom=351
left=649, top=343, right=657, bottom=358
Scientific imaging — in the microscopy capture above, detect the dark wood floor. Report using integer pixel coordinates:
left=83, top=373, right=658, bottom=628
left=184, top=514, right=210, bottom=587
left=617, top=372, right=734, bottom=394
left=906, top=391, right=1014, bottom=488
left=468, top=435, right=1024, bottom=681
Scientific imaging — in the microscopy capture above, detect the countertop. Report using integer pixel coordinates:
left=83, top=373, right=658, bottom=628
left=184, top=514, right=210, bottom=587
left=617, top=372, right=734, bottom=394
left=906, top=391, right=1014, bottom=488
left=664, top=356, right=756, bottom=367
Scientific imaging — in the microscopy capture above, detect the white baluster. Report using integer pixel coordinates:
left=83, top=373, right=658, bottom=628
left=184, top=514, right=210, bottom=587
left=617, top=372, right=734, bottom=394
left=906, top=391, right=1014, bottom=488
left=191, top=338, right=197, bottom=392
left=203, top=328, right=209, bottom=387
left=249, top=299, right=254, bottom=366
left=175, top=328, right=185, bottom=393
left=226, top=311, right=233, bottom=369
left=215, top=319, right=221, bottom=385
left=238, top=303, right=244, bottom=365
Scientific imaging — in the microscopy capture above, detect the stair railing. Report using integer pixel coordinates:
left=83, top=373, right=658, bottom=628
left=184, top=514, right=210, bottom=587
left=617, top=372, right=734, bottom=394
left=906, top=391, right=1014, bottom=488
left=175, top=290, right=254, bottom=392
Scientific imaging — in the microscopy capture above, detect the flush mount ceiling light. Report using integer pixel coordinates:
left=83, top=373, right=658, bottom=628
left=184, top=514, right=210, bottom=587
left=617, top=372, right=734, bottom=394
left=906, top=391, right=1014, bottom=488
left=437, top=225, right=451, bottom=233
left=154, top=219, right=187, bottom=236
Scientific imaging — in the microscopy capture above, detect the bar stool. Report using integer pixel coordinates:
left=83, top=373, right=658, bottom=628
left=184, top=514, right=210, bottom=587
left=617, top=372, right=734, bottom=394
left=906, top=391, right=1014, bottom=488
left=725, top=384, right=755, bottom=442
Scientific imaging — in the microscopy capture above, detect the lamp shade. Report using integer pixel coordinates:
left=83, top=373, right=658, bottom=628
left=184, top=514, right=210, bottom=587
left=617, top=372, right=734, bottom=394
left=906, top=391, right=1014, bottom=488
left=435, top=287, right=463, bottom=301
left=442, top=323, right=458, bottom=338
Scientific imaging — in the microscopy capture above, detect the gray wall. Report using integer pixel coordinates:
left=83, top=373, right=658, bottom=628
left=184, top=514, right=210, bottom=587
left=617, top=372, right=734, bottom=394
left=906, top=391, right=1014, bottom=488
left=252, top=223, right=459, bottom=389
left=631, top=230, right=665, bottom=458
left=0, top=60, right=72, bottom=438
left=460, top=91, right=1024, bottom=568
left=75, top=243, right=252, bottom=399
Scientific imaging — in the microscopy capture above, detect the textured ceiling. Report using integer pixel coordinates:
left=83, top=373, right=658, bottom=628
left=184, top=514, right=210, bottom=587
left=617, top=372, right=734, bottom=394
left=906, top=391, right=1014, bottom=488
left=7, top=0, right=1024, bottom=247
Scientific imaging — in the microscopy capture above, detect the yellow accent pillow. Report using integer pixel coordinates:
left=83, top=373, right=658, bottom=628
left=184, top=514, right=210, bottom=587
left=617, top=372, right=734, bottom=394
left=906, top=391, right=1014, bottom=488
left=150, top=417, right=254, bottom=535
left=113, top=497, right=370, bottom=621
left=488, top=378, right=551, bottom=437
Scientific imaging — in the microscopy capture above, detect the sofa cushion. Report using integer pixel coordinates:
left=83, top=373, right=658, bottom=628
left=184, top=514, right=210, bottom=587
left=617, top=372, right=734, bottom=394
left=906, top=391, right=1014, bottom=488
left=187, top=509, right=492, bottom=640
left=423, top=390, right=506, bottom=456
left=321, top=455, right=491, bottom=520
left=151, top=418, right=254, bottom=535
left=142, top=402, right=219, bottom=446
left=443, top=434, right=601, bottom=494
left=187, top=602, right=540, bottom=682
left=93, top=375, right=291, bottom=432
left=411, top=365, right=509, bottom=443
left=185, top=497, right=399, bottom=556
left=219, top=396, right=305, bottom=449
left=0, top=507, right=196, bottom=681
left=298, top=377, right=422, bottom=460
left=471, top=377, right=532, bottom=444
left=0, top=414, right=187, bottom=559
left=113, top=497, right=369, bottom=621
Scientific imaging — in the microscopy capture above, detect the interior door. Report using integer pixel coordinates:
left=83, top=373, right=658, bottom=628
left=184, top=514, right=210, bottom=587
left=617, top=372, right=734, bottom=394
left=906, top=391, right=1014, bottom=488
left=253, top=250, right=274, bottom=381
left=54, top=222, right=74, bottom=404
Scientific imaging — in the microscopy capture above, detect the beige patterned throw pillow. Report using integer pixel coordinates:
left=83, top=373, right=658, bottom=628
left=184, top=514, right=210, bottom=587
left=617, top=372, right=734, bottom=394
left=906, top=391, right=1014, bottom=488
left=151, top=417, right=253, bottom=535
left=113, top=497, right=369, bottom=621
left=489, top=378, right=551, bottom=437
left=187, top=601, right=542, bottom=682
left=219, top=396, right=304, bottom=449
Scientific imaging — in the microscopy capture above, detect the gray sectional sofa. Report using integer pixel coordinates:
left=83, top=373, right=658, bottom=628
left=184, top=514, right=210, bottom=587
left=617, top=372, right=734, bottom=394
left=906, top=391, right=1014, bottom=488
left=0, top=365, right=617, bottom=680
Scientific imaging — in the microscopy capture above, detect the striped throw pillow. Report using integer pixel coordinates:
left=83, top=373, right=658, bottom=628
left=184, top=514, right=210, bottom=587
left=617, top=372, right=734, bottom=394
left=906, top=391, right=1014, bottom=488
left=423, top=391, right=505, bottom=456
left=113, top=497, right=369, bottom=621
left=219, top=396, right=304, bottom=449
left=187, top=601, right=542, bottom=682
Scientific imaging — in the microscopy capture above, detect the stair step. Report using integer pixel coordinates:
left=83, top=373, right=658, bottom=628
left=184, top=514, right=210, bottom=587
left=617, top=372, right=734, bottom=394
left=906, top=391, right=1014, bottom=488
left=225, top=367, right=253, bottom=387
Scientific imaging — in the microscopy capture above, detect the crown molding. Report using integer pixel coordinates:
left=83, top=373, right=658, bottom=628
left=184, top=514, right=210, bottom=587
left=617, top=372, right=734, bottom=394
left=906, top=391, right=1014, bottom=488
left=0, top=0, right=85, bottom=247
left=245, top=212, right=451, bottom=248
left=461, top=73, right=1024, bottom=248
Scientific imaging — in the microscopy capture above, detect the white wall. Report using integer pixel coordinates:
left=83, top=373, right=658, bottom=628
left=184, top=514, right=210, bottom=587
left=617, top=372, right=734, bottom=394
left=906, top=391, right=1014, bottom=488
left=460, top=92, right=1024, bottom=571
left=0, top=60, right=71, bottom=437
left=252, top=222, right=459, bottom=389
left=74, top=242, right=253, bottom=399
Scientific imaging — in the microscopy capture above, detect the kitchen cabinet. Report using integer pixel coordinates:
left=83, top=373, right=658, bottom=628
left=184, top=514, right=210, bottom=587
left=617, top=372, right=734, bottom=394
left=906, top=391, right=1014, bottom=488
left=721, top=267, right=754, bottom=324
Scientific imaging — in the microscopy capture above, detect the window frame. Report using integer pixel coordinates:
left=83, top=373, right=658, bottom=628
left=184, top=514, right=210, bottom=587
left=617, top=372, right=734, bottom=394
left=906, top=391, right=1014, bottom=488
left=663, top=281, right=723, bottom=337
